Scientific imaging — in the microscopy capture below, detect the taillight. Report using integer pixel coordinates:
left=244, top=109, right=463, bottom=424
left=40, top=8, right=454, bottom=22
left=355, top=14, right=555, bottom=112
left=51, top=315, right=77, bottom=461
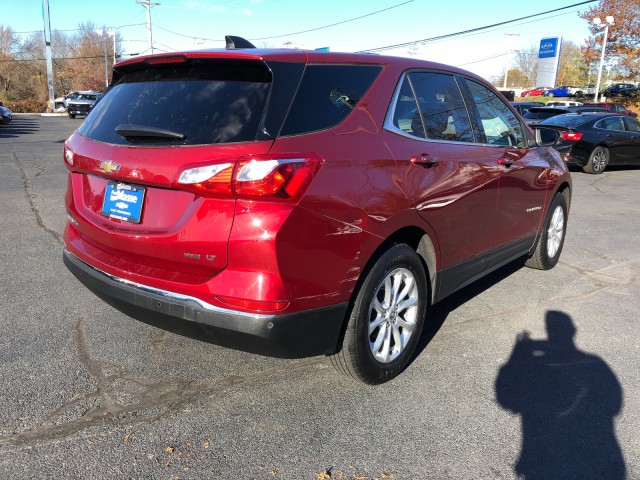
left=64, top=143, right=74, bottom=166
left=178, top=163, right=233, bottom=195
left=178, top=154, right=323, bottom=201
left=561, top=131, right=583, bottom=141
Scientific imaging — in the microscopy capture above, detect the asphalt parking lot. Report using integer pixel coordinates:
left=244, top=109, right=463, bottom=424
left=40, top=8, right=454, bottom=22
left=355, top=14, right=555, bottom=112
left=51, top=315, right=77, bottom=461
left=1, top=114, right=639, bottom=479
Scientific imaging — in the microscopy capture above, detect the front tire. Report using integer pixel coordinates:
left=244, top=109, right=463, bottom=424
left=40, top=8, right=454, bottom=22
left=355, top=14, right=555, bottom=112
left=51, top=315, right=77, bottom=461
left=68, top=113, right=76, bottom=119
left=331, top=244, right=428, bottom=384
left=525, top=193, right=567, bottom=270
left=583, top=146, right=609, bottom=174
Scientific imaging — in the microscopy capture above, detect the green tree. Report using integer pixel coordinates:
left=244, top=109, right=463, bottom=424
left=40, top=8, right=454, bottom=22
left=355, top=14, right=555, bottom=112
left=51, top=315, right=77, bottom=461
left=557, top=41, right=588, bottom=86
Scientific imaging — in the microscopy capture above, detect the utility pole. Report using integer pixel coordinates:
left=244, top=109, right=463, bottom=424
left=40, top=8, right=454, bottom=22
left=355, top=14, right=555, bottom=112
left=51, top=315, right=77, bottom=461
left=42, top=0, right=55, bottom=111
left=136, top=0, right=160, bottom=54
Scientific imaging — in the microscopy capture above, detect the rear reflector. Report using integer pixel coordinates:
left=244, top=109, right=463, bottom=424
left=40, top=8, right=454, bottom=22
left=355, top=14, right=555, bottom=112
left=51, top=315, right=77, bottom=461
left=216, top=295, right=289, bottom=312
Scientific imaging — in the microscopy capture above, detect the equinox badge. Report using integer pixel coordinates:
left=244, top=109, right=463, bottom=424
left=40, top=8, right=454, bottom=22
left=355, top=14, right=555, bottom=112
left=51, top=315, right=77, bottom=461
left=99, top=160, right=121, bottom=174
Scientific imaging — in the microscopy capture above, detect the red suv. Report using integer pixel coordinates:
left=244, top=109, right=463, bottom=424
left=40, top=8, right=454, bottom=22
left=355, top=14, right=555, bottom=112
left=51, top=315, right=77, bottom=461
left=63, top=37, right=571, bottom=384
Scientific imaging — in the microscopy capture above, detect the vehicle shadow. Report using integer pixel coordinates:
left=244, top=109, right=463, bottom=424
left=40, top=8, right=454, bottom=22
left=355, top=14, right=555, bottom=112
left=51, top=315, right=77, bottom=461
left=0, top=116, right=39, bottom=139
left=413, top=259, right=524, bottom=358
left=495, top=310, right=625, bottom=479
left=567, top=163, right=640, bottom=174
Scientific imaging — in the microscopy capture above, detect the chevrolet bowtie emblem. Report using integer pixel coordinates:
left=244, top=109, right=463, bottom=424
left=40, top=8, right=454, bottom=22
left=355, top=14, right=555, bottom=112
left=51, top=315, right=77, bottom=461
left=99, top=160, right=121, bottom=174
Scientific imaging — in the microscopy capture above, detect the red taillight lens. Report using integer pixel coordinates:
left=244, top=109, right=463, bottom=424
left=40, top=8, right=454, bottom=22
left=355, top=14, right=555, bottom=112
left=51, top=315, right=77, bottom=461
left=178, top=154, right=323, bottom=201
left=234, top=155, right=321, bottom=199
left=561, top=131, right=583, bottom=141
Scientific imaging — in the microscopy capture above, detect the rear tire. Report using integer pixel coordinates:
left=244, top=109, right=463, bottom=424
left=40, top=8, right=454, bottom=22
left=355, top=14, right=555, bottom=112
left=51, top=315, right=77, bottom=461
left=331, top=244, right=428, bottom=384
left=525, top=193, right=567, bottom=270
left=583, top=146, right=609, bottom=174
left=68, top=113, right=76, bottom=119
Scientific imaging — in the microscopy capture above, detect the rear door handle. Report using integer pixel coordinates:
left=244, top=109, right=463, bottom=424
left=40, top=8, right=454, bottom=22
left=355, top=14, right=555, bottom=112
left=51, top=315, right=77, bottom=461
left=411, top=153, right=439, bottom=167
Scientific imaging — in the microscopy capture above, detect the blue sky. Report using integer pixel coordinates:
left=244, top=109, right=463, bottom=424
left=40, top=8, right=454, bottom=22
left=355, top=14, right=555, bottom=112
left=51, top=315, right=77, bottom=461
left=3, top=0, right=597, bottom=80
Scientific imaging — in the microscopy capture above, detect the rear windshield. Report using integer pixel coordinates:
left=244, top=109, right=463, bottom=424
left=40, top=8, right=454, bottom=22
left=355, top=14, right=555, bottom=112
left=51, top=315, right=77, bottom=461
left=539, top=115, right=593, bottom=128
left=79, top=59, right=271, bottom=145
left=522, top=109, right=566, bottom=121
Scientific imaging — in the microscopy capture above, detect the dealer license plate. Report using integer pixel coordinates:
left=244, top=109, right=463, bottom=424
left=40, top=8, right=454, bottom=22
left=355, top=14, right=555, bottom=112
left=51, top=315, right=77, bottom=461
left=101, top=182, right=145, bottom=223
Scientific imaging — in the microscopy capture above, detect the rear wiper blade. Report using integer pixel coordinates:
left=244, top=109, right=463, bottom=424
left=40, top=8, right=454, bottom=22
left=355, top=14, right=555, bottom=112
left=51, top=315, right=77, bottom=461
left=115, top=124, right=185, bottom=140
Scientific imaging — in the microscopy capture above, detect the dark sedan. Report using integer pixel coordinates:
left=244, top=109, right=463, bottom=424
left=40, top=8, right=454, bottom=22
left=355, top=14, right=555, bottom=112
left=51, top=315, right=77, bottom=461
left=538, top=113, right=640, bottom=174
left=522, top=105, right=606, bottom=125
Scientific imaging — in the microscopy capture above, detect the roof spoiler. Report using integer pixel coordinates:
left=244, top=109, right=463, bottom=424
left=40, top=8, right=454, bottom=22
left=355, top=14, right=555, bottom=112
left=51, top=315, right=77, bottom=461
left=225, top=35, right=256, bottom=49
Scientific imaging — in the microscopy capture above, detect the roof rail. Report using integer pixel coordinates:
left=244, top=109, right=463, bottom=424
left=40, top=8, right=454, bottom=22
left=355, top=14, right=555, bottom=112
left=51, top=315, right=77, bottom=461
left=225, top=35, right=256, bottom=49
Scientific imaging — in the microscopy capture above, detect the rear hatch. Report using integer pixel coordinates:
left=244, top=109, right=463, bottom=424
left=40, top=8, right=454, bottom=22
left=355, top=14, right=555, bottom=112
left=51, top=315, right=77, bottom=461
left=64, top=54, right=301, bottom=282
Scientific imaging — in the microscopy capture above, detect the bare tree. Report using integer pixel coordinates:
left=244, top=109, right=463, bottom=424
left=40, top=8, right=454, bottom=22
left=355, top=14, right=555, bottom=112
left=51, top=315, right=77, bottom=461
left=0, top=25, right=21, bottom=99
left=513, top=44, right=538, bottom=87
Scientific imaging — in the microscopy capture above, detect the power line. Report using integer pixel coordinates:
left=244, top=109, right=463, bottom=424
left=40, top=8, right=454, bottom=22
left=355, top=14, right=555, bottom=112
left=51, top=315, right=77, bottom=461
left=249, top=0, right=415, bottom=41
left=153, top=0, right=415, bottom=43
left=358, top=0, right=597, bottom=53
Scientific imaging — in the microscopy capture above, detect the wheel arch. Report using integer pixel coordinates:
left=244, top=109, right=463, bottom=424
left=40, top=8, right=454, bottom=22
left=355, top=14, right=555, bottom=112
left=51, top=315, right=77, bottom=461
left=331, top=225, right=437, bottom=363
left=347, top=226, right=438, bottom=312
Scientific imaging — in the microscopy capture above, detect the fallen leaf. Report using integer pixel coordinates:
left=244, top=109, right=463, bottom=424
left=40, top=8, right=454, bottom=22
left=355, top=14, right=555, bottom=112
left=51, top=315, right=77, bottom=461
left=203, top=441, right=210, bottom=449
left=166, top=446, right=175, bottom=454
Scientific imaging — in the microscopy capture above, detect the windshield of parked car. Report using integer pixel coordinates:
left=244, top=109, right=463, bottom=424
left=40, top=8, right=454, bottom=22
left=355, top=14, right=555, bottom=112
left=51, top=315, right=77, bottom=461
left=79, top=59, right=272, bottom=145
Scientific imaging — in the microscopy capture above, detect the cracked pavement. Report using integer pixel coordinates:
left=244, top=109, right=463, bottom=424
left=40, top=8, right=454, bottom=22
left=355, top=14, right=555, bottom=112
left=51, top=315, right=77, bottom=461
left=1, top=115, right=639, bottom=479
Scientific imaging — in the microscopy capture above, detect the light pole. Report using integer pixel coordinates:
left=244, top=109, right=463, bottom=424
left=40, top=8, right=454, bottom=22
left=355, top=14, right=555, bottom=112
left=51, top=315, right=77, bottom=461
left=593, top=16, right=614, bottom=103
left=96, top=29, right=115, bottom=87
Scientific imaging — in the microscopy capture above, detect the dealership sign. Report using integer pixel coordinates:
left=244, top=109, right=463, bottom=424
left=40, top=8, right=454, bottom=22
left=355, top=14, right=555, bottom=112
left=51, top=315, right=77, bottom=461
left=536, top=36, right=562, bottom=88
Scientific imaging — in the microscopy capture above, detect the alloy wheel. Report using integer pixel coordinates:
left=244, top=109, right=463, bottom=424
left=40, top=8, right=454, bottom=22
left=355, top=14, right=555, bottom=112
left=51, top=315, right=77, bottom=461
left=368, top=267, right=419, bottom=363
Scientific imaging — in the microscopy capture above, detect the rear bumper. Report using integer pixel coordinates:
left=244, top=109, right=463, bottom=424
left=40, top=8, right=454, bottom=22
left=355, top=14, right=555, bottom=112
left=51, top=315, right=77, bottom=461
left=63, top=250, right=348, bottom=358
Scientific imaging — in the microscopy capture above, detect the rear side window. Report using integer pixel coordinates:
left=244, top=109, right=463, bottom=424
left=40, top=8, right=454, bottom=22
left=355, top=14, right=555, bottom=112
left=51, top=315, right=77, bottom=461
left=596, top=116, right=624, bottom=131
left=280, top=64, right=381, bottom=136
left=79, top=59, right=272, bottom=145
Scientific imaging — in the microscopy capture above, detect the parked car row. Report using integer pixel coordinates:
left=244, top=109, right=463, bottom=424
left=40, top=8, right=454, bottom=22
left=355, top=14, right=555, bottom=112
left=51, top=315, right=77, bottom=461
left=511, top=101, right=637, bottom=125
left=519, top=83, right=638, bottom=99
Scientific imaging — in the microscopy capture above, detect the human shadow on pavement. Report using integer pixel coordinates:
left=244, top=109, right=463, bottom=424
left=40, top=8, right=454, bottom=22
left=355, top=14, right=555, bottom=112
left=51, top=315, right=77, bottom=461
left=495, top=310, right=625, bottom=479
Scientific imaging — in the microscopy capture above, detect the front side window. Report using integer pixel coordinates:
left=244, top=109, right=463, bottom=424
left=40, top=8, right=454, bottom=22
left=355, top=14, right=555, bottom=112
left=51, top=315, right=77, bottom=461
left=465, top=79, right=526, bottom=147
left=389, top=71, right=474, bottom=143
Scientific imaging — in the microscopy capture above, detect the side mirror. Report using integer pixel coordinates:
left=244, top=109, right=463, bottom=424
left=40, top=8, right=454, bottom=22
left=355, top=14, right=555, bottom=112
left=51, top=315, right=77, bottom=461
left=531, top=126, right=561, bottom=146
